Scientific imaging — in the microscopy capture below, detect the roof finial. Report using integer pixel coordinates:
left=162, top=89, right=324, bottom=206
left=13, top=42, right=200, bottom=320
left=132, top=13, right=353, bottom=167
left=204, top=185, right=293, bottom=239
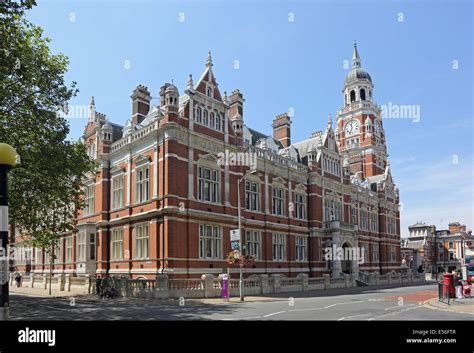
left=352, top=40, right=361, bottom=68
left=206, top=51, right=213, bottom=67
left=88, top=96, right=96, bottom=123
left=187, top=74, right=193, bottom=90
left=223, top=90, right=228, bottom=103
left=327, top=113, right=333, bottom=128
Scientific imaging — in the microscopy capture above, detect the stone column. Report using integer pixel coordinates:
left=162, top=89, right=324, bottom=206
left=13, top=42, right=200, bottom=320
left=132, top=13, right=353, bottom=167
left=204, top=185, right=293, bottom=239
left=65, top=274, right=71, bottom=292
left=272, top=274, right=282, bottom=293
left=331, top=234, right=342, bottom=278
left=59, top=274, right=65, bottom=291
left=201, top=274, right=215, bottom=298
left=260, top=274, right=270, bottom=295
left=323, top=274, right=331, bottom=289
left=298, top=274, right=308, bottom=291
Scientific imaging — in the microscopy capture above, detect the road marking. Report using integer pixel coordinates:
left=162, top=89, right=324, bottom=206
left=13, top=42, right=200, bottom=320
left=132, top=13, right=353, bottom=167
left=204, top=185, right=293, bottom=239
left=367, top=305, right=422, bottom=320
left=338, top=314, right=372, bottom=321
left=384, top=303, right=415, bottom=311
left=222, top=316, right=262, bottom=320
left=263, top=310, right=287, bottom=318
left=288, top=307, right=324, bottom=312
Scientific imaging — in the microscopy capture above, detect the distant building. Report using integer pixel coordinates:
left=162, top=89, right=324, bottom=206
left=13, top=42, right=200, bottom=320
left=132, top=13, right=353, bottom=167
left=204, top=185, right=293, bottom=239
left=435, top=222, right=473, bottom=273
left=401, top=222, right=436, bottom=273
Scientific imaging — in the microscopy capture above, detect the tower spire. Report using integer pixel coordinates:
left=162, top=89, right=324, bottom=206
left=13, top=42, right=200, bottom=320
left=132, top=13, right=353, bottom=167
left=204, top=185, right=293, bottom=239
left=327, top=113, right=333, bottom=129
left=352, top=41, right=361, bottom=68
left=206, top=51, right=213, bottom=68
left=187, top=74, right=193, bottom=90
left=88, top=96, right=96, bottom=123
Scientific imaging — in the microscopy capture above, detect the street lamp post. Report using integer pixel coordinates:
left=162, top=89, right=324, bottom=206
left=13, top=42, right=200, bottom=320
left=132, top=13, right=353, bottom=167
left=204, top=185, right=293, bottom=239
left=0, top=143, right=18, bottom=321
left=237, top=169, right=257, bottom=302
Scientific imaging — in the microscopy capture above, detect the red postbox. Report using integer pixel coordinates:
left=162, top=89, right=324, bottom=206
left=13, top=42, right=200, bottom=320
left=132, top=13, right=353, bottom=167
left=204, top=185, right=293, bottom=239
left=443, top=273, right=455, bottom=297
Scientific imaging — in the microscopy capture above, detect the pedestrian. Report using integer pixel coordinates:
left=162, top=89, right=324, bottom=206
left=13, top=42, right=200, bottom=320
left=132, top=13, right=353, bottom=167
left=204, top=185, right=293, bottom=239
left=96, top=276, right=103, bottom=298
left=453, top=271, right=464, bottom=299
left=15, top=273, right=22, bottom=288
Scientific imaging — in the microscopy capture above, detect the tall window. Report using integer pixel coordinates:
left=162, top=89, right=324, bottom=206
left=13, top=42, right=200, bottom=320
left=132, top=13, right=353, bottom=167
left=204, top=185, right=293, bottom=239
left=198, top=166, right=220, bottom=203
left=134, top=223, right=149, bottom=259
left=387, top=216, right=396, bottom=235
left=360, top=209, right=368, bottom=230
left=295, top=236, right=307, bottom=261
left=89, top=233, right=96, bottom=261
left=362, top=243, right=369, bottom=263
left=351, top=206, right=357, bottom=224
left=216, top=114, right=222, bottom=131
left=245, top=180, right=259, bottom=211
left=111, top=228, right=124, bottom=261
left=272, top=187, right=284, bottom=215
left=245, top=230, right=261, bottom=260
left=203, top=109, right=208, bottom=125
left=324, top=199, right=341, bottom=221
left=389, top=246, right=396, bottom=262
left=272, top=233, right=286, bottom=261
left=76, top=233, right=86, bottom=262
left=209, top=112, right=215, bottom=128
left=295, top=193, right=306, bottom=219
left=111, top=174, right=124, bottom=209
left=370, top=213, right=379, bottom=232
left=196, top=107, right=202, bottom=123
left=84, top=185, right=95, bottom=215
left=135, top=166, right=150, bottom=203
left=199, top=224, right=222, bottom=259
left=54, top=241, right=61, bottom=263
left=372, top=244, right=379, bottom=262
left=65, top=236, right=73, bottom=263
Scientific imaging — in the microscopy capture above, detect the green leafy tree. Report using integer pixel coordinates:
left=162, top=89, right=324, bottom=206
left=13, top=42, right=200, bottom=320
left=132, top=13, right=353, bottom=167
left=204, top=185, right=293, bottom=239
left=0, top=0, right=96, bottom=274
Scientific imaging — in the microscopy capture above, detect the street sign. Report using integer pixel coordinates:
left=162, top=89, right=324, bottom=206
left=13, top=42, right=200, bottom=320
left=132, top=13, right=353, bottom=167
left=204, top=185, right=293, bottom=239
left=230, top=229, right=240, bottom=242
left=0, top=259, right=8, bottom=285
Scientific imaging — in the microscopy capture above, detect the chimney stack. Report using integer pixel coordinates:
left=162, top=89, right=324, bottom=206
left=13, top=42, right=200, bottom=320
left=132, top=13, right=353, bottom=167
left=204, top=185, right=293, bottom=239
left=272, top=112, right=292, bottom=147
left=131, top=84, right=151, bottom=125
left=229, top=89, right=244, bottom=135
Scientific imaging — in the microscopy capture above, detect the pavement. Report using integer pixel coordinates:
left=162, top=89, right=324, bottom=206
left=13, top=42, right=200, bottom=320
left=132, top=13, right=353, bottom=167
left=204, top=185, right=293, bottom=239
left=424, top=296, right=474, bottom=314
left=7, top=283, right=474, bottom=320
left=10, top=286, right=86, bottom=298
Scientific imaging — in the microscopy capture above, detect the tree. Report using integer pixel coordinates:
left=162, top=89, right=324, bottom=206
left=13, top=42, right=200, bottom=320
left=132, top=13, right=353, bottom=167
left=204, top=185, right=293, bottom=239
left=0, top=0, right=96, bottom=279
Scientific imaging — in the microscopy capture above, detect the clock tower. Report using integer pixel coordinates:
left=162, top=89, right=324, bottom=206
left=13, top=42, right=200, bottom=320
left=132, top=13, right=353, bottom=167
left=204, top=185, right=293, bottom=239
left=336, top=42, right=388, bottom=178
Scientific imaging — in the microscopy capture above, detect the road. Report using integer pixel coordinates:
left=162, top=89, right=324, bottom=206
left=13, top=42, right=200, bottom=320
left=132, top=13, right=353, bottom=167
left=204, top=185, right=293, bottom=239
left=8, top=284, right=474, bottom=320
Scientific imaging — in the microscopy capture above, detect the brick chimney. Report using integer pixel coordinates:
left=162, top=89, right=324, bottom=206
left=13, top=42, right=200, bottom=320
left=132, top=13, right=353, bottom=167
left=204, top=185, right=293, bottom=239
left=229, top=89, right=244, bottom=134
left=131, top=84, right=151, bottom=125
left=272, top=112, right=292, bottom=147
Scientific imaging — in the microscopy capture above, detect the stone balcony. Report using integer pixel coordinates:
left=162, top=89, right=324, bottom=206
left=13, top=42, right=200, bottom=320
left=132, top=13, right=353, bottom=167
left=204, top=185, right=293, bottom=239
left=324, top=220, right=358, bottom=233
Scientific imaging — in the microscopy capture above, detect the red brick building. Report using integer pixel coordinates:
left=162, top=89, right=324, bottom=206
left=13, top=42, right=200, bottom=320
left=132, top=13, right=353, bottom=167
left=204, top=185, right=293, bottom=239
left=12, top=44, right=401, bottom=279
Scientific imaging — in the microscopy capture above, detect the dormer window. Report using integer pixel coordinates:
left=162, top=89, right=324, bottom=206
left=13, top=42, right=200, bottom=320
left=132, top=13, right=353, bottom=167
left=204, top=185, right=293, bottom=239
left=207, top=87, right=212, bottom=97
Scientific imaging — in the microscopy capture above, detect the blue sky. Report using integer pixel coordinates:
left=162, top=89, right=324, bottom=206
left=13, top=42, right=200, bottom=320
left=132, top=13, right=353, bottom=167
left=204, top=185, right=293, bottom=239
left=27, top=0, right=473, bottom=235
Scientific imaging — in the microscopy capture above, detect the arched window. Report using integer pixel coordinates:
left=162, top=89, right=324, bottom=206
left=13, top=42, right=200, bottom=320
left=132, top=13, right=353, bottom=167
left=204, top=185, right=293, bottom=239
left=207, top=87, right=212, bottom=97
left=360, top=88, right=366, bottom=101
left=196, top=107, right=202, bottom=123
left=345, top=94, right=347, bottom=105
left=216, top=114, right=221, bottom=131
left=350, top=90, right=356, bottom=103
left=203, top=109, right=208, bottom=125
left=210, top=112, right=215, bottom=128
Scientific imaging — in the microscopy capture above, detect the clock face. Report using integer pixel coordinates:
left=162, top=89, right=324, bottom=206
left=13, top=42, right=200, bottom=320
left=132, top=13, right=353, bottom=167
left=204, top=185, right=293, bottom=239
left=345, top=120, right=360, bottom=135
